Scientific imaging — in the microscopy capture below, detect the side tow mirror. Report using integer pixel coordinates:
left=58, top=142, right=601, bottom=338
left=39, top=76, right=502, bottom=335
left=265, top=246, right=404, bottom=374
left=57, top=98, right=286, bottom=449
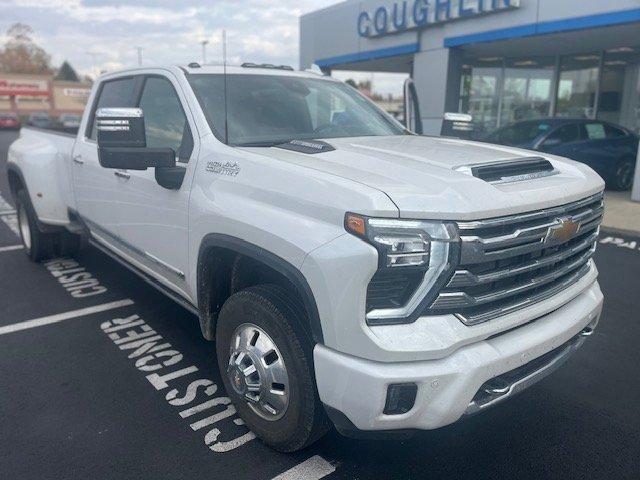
left=96, top=107, right=175, bottom=170
left=441, top=113, right=474, bottom=139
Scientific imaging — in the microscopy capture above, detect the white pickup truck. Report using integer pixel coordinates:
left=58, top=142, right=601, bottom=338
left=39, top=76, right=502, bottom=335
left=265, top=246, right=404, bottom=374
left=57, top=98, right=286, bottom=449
left=6, top=64, right=604, bottom=452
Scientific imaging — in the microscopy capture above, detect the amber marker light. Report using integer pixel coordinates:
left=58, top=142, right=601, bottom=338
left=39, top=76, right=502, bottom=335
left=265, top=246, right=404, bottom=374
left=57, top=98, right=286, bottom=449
left=345, top=213, right=366, bottom=237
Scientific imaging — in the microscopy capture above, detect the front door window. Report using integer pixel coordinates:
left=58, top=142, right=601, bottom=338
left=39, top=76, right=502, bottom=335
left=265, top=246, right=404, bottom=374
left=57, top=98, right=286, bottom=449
left=138, top=77, right=190, bottom=159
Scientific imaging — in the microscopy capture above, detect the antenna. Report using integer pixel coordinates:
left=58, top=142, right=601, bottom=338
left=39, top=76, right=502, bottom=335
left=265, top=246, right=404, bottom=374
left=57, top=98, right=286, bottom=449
left=223, top=30, right=229, bottom=144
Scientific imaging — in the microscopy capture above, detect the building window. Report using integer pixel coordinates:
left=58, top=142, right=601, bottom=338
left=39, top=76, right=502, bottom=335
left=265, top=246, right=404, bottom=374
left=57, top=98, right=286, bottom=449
left=458, top=48, right=640, bottom=137
left=598, top=47, right=640, bottom=133
left=459, top=57, right=503, bottom=136
left=556, top=53, right=600, bottom=118
left=501, top=57, right=555, bottom=126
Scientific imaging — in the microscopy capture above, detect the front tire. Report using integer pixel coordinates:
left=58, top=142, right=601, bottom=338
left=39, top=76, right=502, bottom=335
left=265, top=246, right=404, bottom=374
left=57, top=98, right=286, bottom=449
left=216, top=284, right=329, bottom=452
left=16, top=189, right=55, bottom=262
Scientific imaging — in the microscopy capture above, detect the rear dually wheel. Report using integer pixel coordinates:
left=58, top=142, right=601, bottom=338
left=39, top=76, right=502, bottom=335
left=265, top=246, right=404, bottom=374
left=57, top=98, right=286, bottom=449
left=16, top=189, right=55, bottom=262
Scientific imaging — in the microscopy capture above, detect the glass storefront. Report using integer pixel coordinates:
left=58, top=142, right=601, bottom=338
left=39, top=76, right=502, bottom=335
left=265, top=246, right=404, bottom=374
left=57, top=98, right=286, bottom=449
left=598, top=47, right=640, bottom=129
left=556, top=53, right=600, bottom=118
left=502, top=57, right=555, bottom=125
left=458, top=47, right=640, bottom=138
left=459, top=58, right=502, bottom=136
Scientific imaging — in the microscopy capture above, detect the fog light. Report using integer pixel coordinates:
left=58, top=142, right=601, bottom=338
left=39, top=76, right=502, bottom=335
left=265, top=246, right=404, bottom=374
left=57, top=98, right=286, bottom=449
left=383, top=383, right=417, bottom=415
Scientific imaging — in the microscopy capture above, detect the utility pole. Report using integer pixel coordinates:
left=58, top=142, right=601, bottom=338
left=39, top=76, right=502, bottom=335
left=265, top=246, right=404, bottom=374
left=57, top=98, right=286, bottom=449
left=222, top=31, right=227, bottom=66
left=633, top=149, right=640, bottom=202
left=86, top=52, right=98, bottom=63
left=86, top=51, right=99, bottom=69
left=136, top=47, right=143, bottom=66
left=201, top=40, right=209, bottom=65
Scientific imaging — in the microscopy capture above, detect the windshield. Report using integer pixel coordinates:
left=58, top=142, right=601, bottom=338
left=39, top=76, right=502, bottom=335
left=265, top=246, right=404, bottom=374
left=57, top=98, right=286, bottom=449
left=486, top=121, right=553, bottom=146
left=188, top=74, right=405, bottom=146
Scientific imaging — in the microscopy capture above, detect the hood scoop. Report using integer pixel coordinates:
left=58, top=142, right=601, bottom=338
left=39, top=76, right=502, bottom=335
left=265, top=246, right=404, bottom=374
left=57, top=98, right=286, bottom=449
left=276, top=139, right=335, bottom=154
left=457, top=157, right=557, bottom=184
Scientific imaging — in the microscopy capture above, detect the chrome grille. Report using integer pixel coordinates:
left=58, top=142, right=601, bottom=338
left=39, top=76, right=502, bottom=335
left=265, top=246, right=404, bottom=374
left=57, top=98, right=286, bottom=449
left=427, top=193, right=604, bottom=325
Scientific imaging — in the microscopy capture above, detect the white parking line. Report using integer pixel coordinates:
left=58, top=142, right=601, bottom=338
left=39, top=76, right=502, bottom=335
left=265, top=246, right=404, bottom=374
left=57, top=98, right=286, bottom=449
left=0, top=299, right=135, bottom=336
left=0, top=192, right=19, bottom=236
left=0, top=245, right=23, bottom=253
left=271, top=456, right=336, bottom=480
left=0, top=212, right=18, bottom=236
left=0, top=195, right=12, bottom=210
left=599, top=235, right=640, bottom=253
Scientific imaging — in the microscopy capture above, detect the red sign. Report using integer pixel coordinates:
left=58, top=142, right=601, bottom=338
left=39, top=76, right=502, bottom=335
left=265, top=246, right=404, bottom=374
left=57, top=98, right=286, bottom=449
left=0, top=78, right=50, bottom=96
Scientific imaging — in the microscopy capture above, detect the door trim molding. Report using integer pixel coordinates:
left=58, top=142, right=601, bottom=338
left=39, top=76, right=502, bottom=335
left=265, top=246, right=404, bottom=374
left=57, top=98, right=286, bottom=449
left=81, top=216, right=190, bottom=297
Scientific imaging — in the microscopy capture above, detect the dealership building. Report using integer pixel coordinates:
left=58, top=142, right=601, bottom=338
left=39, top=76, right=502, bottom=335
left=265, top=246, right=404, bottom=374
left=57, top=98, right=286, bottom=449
left=300, top=0, right=640, bottom=138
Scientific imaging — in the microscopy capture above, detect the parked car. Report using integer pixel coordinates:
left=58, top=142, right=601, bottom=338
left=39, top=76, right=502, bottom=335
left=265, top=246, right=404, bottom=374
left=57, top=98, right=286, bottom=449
left=26, top=113, right=54, bottom=130
left=0, top=113, right=21, bottom=130
left=58, top=113, right=81, bottom=130
left=485, top=118, right=639, bottom=190
left=7, top=64, right=604, bottom=452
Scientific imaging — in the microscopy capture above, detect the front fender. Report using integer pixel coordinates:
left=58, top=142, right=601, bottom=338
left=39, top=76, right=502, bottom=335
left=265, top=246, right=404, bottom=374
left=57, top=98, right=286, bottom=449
left=196, top=233, right=324, bottom=343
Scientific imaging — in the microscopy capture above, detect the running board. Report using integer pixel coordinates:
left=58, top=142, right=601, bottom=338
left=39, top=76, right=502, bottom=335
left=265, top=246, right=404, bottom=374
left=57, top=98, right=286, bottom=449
left=88, top=238, right=199, bottom=317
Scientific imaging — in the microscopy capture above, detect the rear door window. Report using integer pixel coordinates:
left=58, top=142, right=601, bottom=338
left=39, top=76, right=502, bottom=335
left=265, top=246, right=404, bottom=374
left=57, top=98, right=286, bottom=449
left=87, top=77, right=136, bottom=140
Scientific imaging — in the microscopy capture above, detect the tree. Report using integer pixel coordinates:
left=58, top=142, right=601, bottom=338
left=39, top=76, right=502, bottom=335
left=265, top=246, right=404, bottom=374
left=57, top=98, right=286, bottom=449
left=345, top=78, right=357, bottom=89
left=0, top=23, right=52, bottom=74
left=54, top=60, right=80, bottom=82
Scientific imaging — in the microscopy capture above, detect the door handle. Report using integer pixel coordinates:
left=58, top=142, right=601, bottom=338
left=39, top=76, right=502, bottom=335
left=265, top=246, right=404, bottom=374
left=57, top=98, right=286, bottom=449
left=114, top=171, right=131, bottom=180
left=72, top=154, right=84, bottom=165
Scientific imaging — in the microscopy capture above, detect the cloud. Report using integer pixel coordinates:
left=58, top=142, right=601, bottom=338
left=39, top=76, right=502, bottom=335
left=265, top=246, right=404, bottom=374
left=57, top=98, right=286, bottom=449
left=0, top=0, right=339, bottom=77
left=0, top=0, right=406, bottom=96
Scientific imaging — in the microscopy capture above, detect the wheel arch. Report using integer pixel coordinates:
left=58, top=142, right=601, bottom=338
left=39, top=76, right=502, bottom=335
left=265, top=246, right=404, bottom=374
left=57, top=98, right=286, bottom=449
left=6, top=164, right=65, bottom=233
left=196, top=233, right=324, bottom=345
left=6, top=164, right=26, bottom=202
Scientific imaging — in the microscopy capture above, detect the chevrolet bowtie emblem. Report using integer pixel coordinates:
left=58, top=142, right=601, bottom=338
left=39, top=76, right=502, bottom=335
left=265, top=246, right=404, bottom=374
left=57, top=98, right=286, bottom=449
left=545, top=217, right=580, bottom=245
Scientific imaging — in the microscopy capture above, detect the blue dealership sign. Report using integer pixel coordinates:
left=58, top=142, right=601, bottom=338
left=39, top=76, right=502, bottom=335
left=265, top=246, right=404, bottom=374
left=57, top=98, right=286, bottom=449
left=358, top=0, right=520, bottom=37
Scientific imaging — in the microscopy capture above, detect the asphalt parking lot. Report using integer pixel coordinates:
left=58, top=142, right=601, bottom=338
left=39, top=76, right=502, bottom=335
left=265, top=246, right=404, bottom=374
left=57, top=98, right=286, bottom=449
left=1, top=130, right=639, bottom=480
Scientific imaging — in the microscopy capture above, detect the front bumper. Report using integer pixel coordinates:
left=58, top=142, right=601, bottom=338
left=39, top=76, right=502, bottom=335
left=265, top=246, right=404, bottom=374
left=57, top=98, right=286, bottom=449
left=314, top=280, right=603, bottom=432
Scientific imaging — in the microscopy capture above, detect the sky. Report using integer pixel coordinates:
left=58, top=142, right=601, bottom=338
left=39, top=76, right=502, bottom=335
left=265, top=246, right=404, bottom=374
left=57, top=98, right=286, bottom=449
left=0, top=0, right=407, bottom=96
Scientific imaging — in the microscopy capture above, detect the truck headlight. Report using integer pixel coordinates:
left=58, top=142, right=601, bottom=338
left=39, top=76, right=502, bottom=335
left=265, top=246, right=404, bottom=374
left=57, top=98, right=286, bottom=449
left=345, top=213, right=459, bottom=325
